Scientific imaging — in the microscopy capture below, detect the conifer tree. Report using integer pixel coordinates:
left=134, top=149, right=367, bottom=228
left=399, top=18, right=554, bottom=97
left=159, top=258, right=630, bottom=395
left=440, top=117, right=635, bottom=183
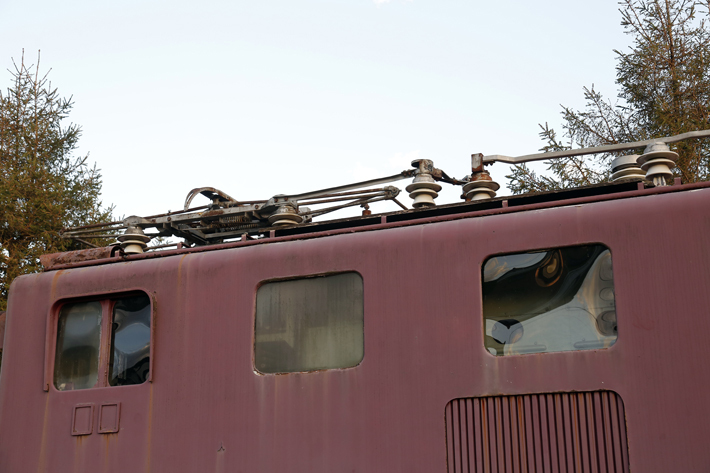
left=507, top=0, right=710, bottom=194
left=0, top=52, right=113, bottom=309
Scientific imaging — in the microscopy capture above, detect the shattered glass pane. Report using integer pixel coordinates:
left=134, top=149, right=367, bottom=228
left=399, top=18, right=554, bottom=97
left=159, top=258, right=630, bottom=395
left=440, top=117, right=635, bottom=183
left=109, top=294, right=151, bottom=386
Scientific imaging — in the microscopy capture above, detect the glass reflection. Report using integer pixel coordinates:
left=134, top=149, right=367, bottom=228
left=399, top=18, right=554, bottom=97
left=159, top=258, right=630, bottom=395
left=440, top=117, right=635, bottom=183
left=483, top=245, right=617, bottom=356
left=109, top=295, right=151, bottom=386
left=54, top=302, right=102, bottom=391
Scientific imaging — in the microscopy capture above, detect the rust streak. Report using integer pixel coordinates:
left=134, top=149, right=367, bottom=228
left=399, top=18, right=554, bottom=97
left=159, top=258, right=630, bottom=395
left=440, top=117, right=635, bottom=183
left=144, top=383, right=154, bottom=473
left=41, top=247, right=114, bottom=270
left=35, top=394, right=51, bottom=473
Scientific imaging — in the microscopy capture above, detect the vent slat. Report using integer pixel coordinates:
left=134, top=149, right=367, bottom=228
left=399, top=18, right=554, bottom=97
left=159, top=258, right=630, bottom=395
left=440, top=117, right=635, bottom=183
left=445, top=392, right=629, bottom=473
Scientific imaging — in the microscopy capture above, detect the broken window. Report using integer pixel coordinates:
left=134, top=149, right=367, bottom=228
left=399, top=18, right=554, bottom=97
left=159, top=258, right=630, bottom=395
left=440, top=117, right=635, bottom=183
left=109, top=295, right=151, bottom=386
left=482, top=245, right=617, bottom=356
left=54, top=293, right=151, bottom=391
left=255, top=272, right=364, bottom=374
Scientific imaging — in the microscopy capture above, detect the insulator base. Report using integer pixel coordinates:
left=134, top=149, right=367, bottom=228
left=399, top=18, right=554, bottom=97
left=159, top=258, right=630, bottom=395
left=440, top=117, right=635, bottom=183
left=641, top=158, right=675, bottom=187
left=638, top=143, right=678, bottom=188
left=468, top=189, right=498, bottom=200
left=611, top=168, right=646, bottom=182
left=117, top=226, right=151, bottom=254
left=120, top=242, right=148, bottom=254
left=462, top=179, right=499, bottom=201
left=610, top=155, right=645, bottom=182
left=406, top=181, right=442, bottom=209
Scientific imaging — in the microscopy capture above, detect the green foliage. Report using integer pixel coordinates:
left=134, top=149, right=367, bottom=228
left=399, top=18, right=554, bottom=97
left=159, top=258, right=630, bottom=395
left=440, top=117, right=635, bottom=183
left=507, top=0, right=710, bottom=193
left=0, top=53, right=113, bottom=310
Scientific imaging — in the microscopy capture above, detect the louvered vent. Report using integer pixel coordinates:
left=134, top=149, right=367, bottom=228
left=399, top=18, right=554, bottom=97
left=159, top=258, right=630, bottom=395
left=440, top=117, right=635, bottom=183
left=445, top=391, right=629, bottom=473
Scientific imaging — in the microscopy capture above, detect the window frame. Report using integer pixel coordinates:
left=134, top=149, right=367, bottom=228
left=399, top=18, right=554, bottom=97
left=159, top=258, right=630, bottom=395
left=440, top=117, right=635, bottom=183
left=480, top=243, right=618, bottom=358
left=44, top=290, right=154, bottom=392
left=253, top=271, right=365, bottom=375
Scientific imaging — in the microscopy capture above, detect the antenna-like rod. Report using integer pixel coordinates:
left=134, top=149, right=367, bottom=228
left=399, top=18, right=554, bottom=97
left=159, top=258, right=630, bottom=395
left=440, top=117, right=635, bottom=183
left=483, top=130, right=710, bottom=164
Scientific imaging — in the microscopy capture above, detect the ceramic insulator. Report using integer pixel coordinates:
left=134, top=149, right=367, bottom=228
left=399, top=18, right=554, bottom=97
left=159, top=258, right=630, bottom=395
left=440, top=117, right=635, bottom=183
left=637, top=142, right=678, bottom=187
left=610, top=155, right=646, bottom=182
left=462, top=173, right=500, bottom=201
left=406, top=174, right=442, bottom=208
left=117, top=226, right=151, bottom=254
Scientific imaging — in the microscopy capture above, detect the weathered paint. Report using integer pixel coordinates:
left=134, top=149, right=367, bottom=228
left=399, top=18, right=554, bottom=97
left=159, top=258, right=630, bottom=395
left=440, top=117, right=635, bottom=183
left=0, top=311, right=5, bottom=370
left=0, top=184, right=709, bottom=472
left=446, top=392, right=629, bottom=472
left=40, top=247, right=117, bottom=270
left=40, top=180, right=698, bottom=273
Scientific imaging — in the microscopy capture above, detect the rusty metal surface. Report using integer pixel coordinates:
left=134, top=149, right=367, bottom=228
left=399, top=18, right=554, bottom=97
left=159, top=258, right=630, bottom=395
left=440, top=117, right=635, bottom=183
left=41, top=180, right=710, bottom=273
left=1, top=185, right=710, bottom=472
left=446, top=392, right=629, bottom=472
left=0, top=311, right=5, bottom=368
left=39, top=246, right=118, bottom=270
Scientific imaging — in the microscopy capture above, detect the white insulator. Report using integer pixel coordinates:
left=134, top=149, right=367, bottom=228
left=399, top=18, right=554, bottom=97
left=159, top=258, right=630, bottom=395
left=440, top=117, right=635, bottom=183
left=117, top=226, right=151, bottom=254
left=462, top=174, right=500, bottom=201
left=406, top=173, right=442, bottom=208
left=610, top=155, right=645, bottom=182
left=637, top=142, right=678, bottom=187
left=645, top=160, right=676, bottom=187
left=267, top=206, right=303, bottom=226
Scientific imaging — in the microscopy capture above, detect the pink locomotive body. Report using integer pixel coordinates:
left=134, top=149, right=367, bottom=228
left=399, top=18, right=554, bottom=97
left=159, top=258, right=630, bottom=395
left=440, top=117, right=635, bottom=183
left=1, top=180, right=709, bottom=472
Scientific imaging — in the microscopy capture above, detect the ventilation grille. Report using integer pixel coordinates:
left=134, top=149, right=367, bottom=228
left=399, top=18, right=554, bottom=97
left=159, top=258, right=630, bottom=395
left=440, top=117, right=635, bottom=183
left=445, top=391, right=629, bottom=473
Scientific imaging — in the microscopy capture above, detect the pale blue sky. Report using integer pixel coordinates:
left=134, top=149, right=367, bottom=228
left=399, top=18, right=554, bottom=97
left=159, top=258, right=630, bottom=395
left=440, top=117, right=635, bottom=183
left=1, top=0, right=629, bottom=219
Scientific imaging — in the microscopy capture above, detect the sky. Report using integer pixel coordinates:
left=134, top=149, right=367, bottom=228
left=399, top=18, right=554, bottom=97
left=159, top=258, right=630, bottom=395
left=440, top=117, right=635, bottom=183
left=1, top=0, right=630, bottom=222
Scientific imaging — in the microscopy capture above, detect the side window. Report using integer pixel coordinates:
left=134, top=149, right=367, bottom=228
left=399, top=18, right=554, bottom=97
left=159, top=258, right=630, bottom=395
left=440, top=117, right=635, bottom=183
left=255, top=272, right=364, bottom=374
left=109, top=296, right=151, bottom=386
left=54, top=293, right=151, bottom=391
left=55, top=302, right=102, bottom=390
left=482, top=245, right=617, bottom=356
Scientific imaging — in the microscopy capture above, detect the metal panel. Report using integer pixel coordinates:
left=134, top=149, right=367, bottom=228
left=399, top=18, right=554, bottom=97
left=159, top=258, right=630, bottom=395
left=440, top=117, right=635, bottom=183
left=0, top=311, right=5, bottom=370
left=446, top=392, right=629, bottom=473
left=71, top=404, right=94, bottom=436
left=2, top=185, right=710, bottom=472
left=98, top=402, right=120, bottom=434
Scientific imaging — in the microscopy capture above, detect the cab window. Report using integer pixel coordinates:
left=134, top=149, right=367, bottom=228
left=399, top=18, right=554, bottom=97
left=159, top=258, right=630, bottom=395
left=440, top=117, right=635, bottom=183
left=54, top=293, right=151, bottom=391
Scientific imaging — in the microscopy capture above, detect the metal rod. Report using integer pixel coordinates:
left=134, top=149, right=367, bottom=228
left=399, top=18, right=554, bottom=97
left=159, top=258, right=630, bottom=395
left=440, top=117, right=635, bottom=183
left=224, top=200, right=268, bottom=206
left=74, top=238, right=99, bottom=248
left=298, top=188, right=386, bottom=199
left=60, top=220, right=124, bottom=231
left=64, top=233, right=124, bottom=239
left=305, top=196, right=389, bottom=218
left=482, top=129, right=710, bottom=164
left=300, top=192, right=387, bottom=206
left=141, top=205, right=210, bottom=219
left=62, top=226, right=126, bottom=236
left=392, top=198, right=409, bottom=210
left=283, top=172, right=412, bottom=201
left=66, top=232, right=162, bottom=239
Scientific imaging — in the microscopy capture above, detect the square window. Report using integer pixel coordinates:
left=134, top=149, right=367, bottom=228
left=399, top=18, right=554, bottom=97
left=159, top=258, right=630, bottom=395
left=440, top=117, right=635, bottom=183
left=53, top=293, right=151, bottom=391
left=482, top=245, right=617, bottom=356
left=255, top=272, right=364, bottom=373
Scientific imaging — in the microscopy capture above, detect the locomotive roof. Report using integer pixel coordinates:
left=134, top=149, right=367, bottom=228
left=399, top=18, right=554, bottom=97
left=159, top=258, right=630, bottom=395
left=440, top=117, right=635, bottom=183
left=40, top=179, right=710, bottom=272
left=48, top=130, right=710, bottom=271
